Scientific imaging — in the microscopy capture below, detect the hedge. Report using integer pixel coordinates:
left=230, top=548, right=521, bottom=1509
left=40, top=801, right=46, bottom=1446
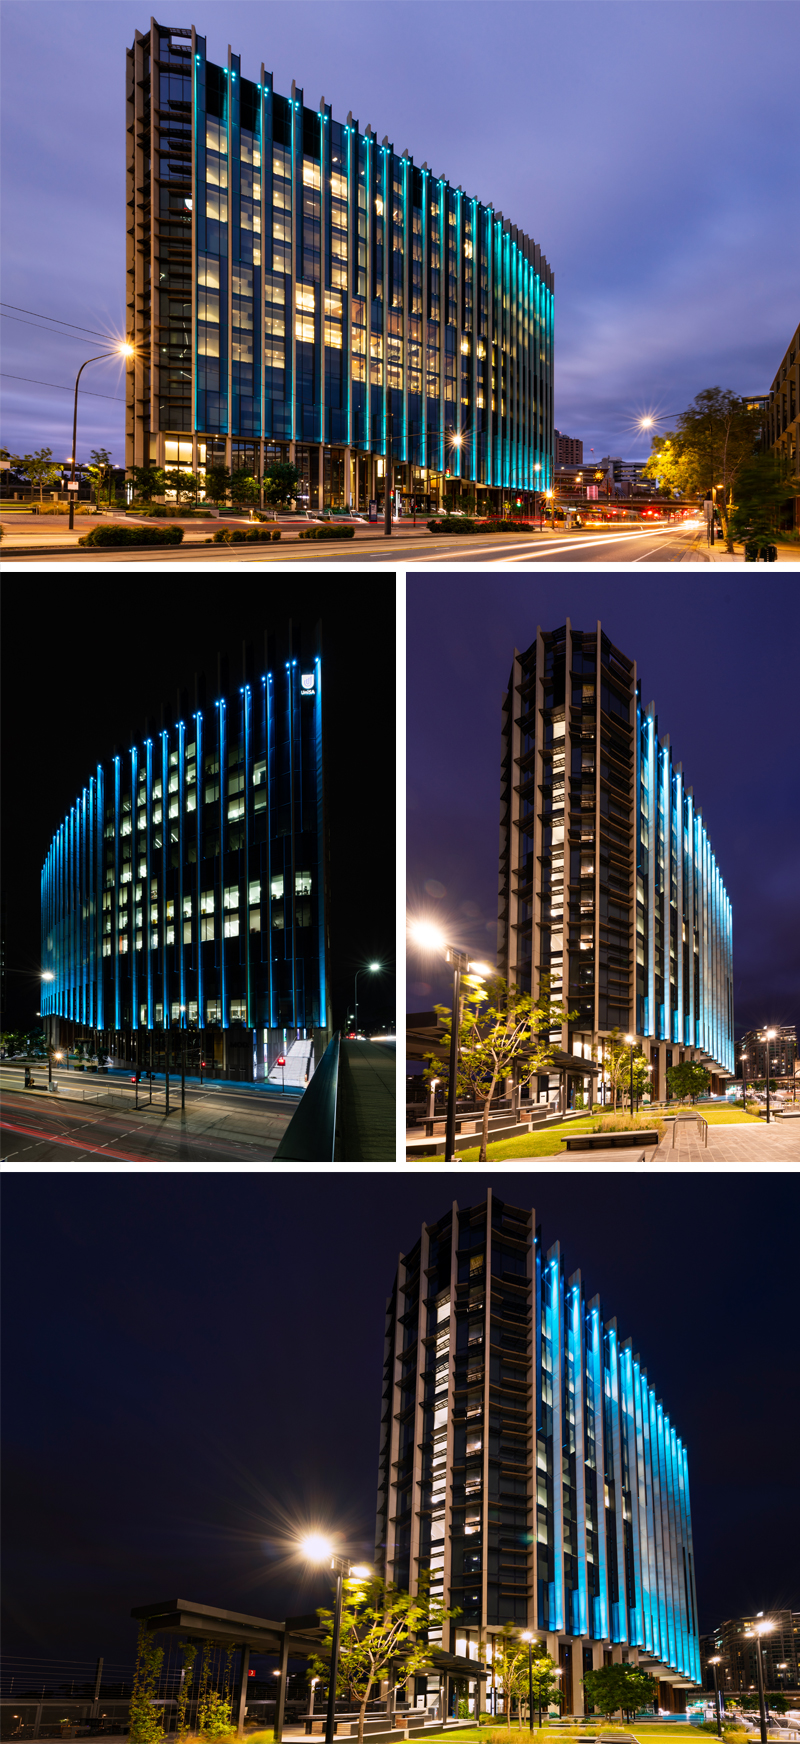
left=297, top=523, right=355, bottom=540
left=78, top=524, right=184, bottom=547
left=426, top=517, right=536, bottom=535
left=207, top=526, right=282, bottom=545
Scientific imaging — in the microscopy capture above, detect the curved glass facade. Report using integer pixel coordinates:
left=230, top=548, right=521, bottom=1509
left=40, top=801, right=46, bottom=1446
left=376, top=1191, right=701, bottom=1718
left=126, top=23, right=554, bottom=515
left=41, top=649, right=330, bottom=1080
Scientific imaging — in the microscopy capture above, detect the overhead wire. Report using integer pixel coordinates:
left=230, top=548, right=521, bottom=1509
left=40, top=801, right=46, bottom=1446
left=0, top=372, right=125, bottom=403
left=0, top=301, right=121, bottom=340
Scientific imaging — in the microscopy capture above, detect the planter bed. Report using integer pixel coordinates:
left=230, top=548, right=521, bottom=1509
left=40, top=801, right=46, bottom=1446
left=563, top=1129, right=660, bottom=1151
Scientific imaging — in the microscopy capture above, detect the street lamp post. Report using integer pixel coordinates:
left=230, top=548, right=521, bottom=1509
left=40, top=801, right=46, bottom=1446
left=625, top=1033, right=635, bottom=1114
left=708, top=1658, right=723, bottom=1738
left=744, top=1620, right=773, bottom=1744
left=740, top=1052, right=748, bottom=1109
left=300, top=1538, right=371, bottom=1744
left=762, top=1029, right=776, bottom=1122
left=408, top=922, right=492, bottom=1163
left=354, top=963, right=382, bottom=1036
left=384, top=409, right=393, bottom=537
left=521, top=1634, right=535, bottom=1733
left=67, top=342, right=134, bottom=531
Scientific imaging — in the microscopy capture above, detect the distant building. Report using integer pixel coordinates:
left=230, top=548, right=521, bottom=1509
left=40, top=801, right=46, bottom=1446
left=738, top=1024, right=797, bottom=1083
left=764, top=323, right=800, bottom=529
left=699, top=1613, right=800, bottom=1696
left=555, top=430, right=583, bottom=466
left=554, top=457, right=655, bottom=500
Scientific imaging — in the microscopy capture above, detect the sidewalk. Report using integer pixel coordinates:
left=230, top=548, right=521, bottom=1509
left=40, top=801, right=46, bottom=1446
left=652, top=1116, right=800, bottom=1160
left=685, top=533, right=800, bottom=564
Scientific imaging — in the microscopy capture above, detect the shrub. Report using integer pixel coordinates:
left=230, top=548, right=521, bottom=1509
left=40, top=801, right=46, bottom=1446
left=588, top=1113, right=665, bottom=1137
left=209, top=526, right=280, bottom=545
left=426, top=516, right=478, bottom=533
left=477, top=519, right=536, bottom=533
left=297, top=523, right=355, bottom=540
left=78, top=524, right=184, bottom=547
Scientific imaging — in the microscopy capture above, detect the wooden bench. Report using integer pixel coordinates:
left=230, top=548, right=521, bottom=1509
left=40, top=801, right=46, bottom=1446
left=563, top=1130, right=659, bottom=1151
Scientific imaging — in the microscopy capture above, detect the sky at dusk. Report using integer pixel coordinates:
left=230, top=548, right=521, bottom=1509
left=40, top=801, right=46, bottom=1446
left=2, top=1172, right=798, bottom=1663
left=2, top=0, right=798, bottom=464
left=406, top=573, right=800, bottom=1041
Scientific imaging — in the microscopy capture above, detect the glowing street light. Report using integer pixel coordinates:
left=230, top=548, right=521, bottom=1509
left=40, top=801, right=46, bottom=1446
left=68, top=338, right=134, bottom=530
left=521, top=1632, right=536, bottom=1732
left=708, top=1658, right=723, bottom=1738
left=300, top=1538, right=371, bottom=1744
left=354, top=962, right=383, bottom=1036
left=409, top=919, right=496, bottom=1161
left=743, top=1618, right=773, bottom=1744
left=761, top=1028, right=777, bottom=1122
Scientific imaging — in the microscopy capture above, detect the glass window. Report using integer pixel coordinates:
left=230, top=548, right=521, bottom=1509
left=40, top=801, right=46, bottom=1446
left=270, top=873, right=284, bottom=899
left=223, top=885, right=239, bottom=909
left=223, top=915, right=239, bottom=937
left=295, top=870, right=312, bottom=894
left=200, top=916, right=215, bottom=941
left=200, top=890, right=215, bottom=914
left=248, top=880, right=261, bottom=902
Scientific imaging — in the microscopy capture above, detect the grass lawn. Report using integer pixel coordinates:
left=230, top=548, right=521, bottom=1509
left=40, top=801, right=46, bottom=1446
left=459, top=1119, right=613, bottom=1161
left=693, top=1107, right=760, bottom=1124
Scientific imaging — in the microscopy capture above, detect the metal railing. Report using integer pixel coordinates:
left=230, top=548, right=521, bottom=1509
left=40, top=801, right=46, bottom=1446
left=274, top=1032, right=339, bottom=1162
left=671, top=1111, right=709, bottom=1148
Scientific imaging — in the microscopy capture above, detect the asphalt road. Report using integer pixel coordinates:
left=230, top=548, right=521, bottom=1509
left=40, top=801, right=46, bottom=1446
left=2, top=523, right=706, bottom=566
left=0, top=1076, right=300, bottom=1162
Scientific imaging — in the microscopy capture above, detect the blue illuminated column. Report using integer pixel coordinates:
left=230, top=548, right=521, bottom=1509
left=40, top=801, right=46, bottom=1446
left=161, top=731, right=169, bottom=1029
left=587, top=1301, right=608, bottom=1641
left=668, top=1424, right=689, bottom=1676
left=145, top=739, right=153, bottom=1030
left=266, top=674, right=276, bottom=1028
left=681, top=1444, right=701, bottom=1683
left=567, top=1278, right=588, bottom=1638
left=544, top=1246, right=564, bottom=1633
left=655, top=1402, right=677, bottom=1667
left=195, top=711, right=203, bottom=1027
left=130, top=748, right=138, bottom=1030
left=313, top=655, right=326, bottom=1030
left=177, top=719, right=185, bottom=1026
left=620, top=1343, right=643, bottom=1646
left=685, top=790, right=694, bottom=1046
left=605, top=1322, right=627, bottom=1642
left=243, top=685, right=253, bottom=1026
left=674, top=769, right=683, bottom=1041
left=646, top=715, right=656, bottom=1038
left=638, top=1368, right=658, bottom=1655
left=95, top=765, right=104, bottom=1032
left=218, top=698, right=227, bottom=1028
left=113, top=760, right=121, bottom=1033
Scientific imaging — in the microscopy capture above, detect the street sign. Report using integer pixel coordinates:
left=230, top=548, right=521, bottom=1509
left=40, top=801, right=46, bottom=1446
left=67, top=481, right=80, bottom=491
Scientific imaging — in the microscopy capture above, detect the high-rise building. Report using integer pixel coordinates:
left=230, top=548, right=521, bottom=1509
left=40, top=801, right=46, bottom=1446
left=375, top=1190, right=701, bottom=1720
left=125, top=21, right=554, bottom=514
left=555, top=431, right=583, bottom=466
left=764, top=322, right=799, bottom=531
left=40, top=626, right=330, bottom=1081
left=700, top=1613, right=800, bottom=1696
left=738, top=1025, right=796, bottom=1084
left=497, top=621, right=734, bottom=1105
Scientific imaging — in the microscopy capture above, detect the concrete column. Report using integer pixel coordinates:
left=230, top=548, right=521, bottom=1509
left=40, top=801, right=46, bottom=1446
left=236, top=1645, right=250, bottom=1739
left=344, top=444, right=352, bottom=505
left=273, top=1631, right=290, bottom=1743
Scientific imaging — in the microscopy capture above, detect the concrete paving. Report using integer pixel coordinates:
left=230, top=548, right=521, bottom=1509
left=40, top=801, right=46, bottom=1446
left=336, top=1040, right=396, bottom=1161
left=652, top=1117, right=800, bottom=1161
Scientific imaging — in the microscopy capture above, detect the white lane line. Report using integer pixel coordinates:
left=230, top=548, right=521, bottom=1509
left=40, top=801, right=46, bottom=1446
left=484, top=528, right=684, bottom=565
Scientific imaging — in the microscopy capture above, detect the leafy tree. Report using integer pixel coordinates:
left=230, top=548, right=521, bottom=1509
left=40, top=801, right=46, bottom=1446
left=129, top=1623, right=164, bottom=1744
left=229, top=470, right=260, bottom=507
left=621, top=1046, right=652, bottom=1109
left=164, top=467, right=197, bottom=503
left=666, top=1060, right=710, bottom=1103
left=491, top=1631, right=557, bottom=1725
left=309, top=1572, right=457, bottom=1744
left=10, top=446, right=62, bottom=504
left=263, top=460, right=299, bottom=506
left=600, top=1027, right=631, bottom=1112
left=729, top=453, right=798, bottom=544
left=204, top=463, right=231, bottom=504
left=583, top=1662, right=656, bottom=1721
left=770, top=1696, right=788, bottom=1715
left=425, top=974, right=575, bottom=1162
left=642, top=390, right=761, bottom=552
left=128, top=465, right=165, bottom=500
left=175, top=1643, right=197, bottom=1741
left=196, top=1641, right=235, bottom=1740
left=86, top=448, right=115, bottom=507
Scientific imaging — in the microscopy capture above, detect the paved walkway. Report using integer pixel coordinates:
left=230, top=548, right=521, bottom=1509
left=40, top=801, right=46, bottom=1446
left=685, top=532, right=799, bottom=564
left=336, top=1040, right=396, bottom=1161
left=267, top=1037, right=313, bottom=1088
left=652, top=1116, right=800, bottom=1161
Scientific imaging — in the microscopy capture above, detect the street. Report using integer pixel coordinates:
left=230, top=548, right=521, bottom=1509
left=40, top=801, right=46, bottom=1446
left=0, top=520, right=737, bottom=567
left=0, top=1069, right=301, bottom=1162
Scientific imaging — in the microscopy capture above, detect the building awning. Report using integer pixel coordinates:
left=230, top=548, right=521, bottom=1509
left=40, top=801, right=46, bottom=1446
left=131, top=1599, right=324, bottom=1657
left=407, top=1011, right=601, bottom=1076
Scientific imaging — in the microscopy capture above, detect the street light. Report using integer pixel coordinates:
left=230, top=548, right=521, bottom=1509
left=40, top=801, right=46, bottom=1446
left=740, top=1052, right=748, bottom=1109
left=354, top=962, right=382, bottom=1036
left=761, top=1029, right=776, bottom=1123
left=708, top=1658, right=723, bottom=1738
left=409, top=920, right=492, bottom=1162
left=521, top=1633, right=535, bottom=1733
left=625, top=1033, right=635, bottom=1114
left=68, top=340, right=134, bottom=530
left=301, top=1538, right=371, bottom=1744
left=744, top=1619, right=773, bottom=1744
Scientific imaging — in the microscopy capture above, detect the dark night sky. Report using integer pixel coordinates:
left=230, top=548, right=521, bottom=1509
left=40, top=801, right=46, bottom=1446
left=0, top=576, right=395, bottom=1036
left=406, top=573, right=800, bottom=1042
left=2, top=2, right=798, bottom=461
left=1, top=1173, right=798, bottom=1664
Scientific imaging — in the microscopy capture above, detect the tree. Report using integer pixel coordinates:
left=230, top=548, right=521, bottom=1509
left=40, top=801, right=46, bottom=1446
left=128, top=1623, right=164, bottom=1744
left=164, top=467, right=197, bottom=503
left=666, top=1060, right=710, bottom=1104
left=491, top=1627, right=529, bottom=1725
left=229, top=470, right=260, bottom=508
left=600, top=1027, right=630, bottom=1112
left=263, top=460, right=299, bottom=506
left=205, top=463, right=231, bottom=504
left=642, top=390, right=761, bottom=552
left=425, top=974, right=576, bottom=1163
left=729, top=453, right=798, bottom=544
left=622, top=1046, right=651, bottom=1109
left=87, top=448, right=115, bottom=507
left=128, top=465, right=165, bottom=500
left=175, top=1642, right=197, bottom=1741
left=309, top=1573, right=457, bottom=1744
left=10, top=446, right=62, bottom=504
left=583, top=1662, right=656, bottom=1721
left=528, top=1651, right=560, bottom=1724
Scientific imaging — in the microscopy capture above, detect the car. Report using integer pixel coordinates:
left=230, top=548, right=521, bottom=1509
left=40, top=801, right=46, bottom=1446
left=331, top=508, right=367, bottom=522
